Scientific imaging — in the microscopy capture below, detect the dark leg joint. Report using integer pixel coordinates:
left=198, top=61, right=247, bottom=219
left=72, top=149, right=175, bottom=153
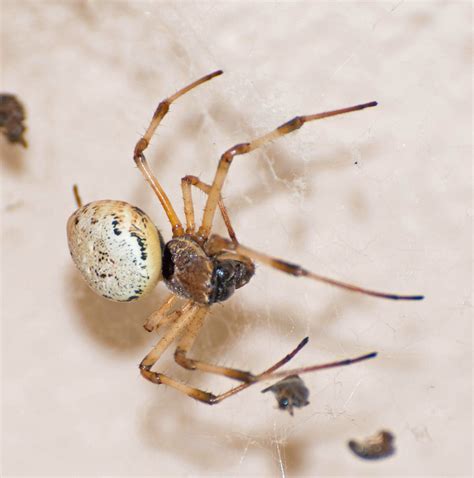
left=232, top=142, right=251, bottom=154
left=225, top=370, right=257, bottom=382
left=140, top=368, right=162, bottom=385
left=221, top=151, right=234, bottom=165
left=134, top=142, right=148, bottom=161
left=182, top=387, right=218, bottom=405
left=181, top=175, right=199, bottom=186
left=278, top=116, right=304, bottom=133
left=174, top=348, right=196, bottom=370
left=240, top=372, right=257, bottom=383
left=153, top=100, right=170, bottom=119
left=139, top=361, right=151, bottom=371
left=195, top=393, right=219, bottom=405
left=272, top=258, right=306, bottom=277
left=222, top=143, right=251, bottom=163
left=206, top=395, right=219, bottom=405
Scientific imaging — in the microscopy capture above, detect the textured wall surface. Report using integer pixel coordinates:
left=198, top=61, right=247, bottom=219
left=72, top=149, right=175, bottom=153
left=2, top=1, right=471, bottom=476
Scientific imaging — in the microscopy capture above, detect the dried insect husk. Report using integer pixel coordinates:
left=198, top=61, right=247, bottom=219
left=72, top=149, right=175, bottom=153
left=0, top=94, right=27, bottom=147
left=348, top=430, right=395, bottom=460
left=261, top=374, right=310, bottom=415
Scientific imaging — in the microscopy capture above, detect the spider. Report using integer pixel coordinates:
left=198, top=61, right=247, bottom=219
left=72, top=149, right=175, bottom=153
left=67, top=70, right=423, bottom=406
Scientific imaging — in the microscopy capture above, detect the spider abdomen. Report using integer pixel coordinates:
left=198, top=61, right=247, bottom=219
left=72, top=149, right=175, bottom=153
left=67, top=200, right=164, bottom=302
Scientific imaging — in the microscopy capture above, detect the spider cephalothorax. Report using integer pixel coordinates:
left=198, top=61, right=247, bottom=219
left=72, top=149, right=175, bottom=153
left=67, top=70, right=423, bottom=408
left=162, top=236, right=255, bottom=305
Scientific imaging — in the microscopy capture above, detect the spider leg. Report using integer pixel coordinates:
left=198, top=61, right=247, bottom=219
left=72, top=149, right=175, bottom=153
left=181, top=175, right=238, bottom=243
left=133, top=70, right=223, bottom=237
left=143, top=293, right=180, bottom=332
left=174, top=308, right=256, bottom=381
left=140, top=304, right=217, bottom=403
left=206, top=234, right=424, bottom=301
left=198, top=101, right=378, bottom=239
left=213, top=346, right=376, bottom=404
left=143, top=335, right=310, bottom=404
left=142, top=333, right=374, bottom=405
left=139, top=301, right=198, bottom=371
left=255, top=350, right=377, bottom=382
left=72, top=184, right=83, bottom=208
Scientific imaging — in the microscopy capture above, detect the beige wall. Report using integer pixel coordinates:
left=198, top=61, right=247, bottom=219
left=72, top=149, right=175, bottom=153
left=2, top=1, right=471, bottom=476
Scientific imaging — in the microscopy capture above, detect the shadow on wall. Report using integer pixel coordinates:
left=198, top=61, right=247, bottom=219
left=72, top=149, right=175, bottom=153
left=64, top=236, right=417, bottom=475
left=66, top=254, right=375, bottom=362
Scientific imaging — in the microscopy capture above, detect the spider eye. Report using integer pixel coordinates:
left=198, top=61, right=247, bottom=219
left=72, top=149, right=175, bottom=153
left=233, top=261, right=255, bottom=289
left=215, top=263, right=234, bottom=281
left=210, top=261, right=238, bottom=303
left=279, top=398, right=290, bottom=409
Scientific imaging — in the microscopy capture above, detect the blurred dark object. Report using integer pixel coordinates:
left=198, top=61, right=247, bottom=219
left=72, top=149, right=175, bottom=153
left=348, top=430, right=395, bottom=460
left=0, top=94, right=27, bottom=147
left=261, top=374, right=309, bottom=415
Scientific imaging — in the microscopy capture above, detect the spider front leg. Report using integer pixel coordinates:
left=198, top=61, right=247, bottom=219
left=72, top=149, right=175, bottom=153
left=181, top=175, right=238, bottom=243
left=197, top=101, right=378, bottom=239
left=132, top=70, right=223, bottom=237
left=207, top=235, right=424, bottom=301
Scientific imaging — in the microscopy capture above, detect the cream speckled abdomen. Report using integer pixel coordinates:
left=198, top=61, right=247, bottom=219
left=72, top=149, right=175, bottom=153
left=67, top=200, right=163, bottom=302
